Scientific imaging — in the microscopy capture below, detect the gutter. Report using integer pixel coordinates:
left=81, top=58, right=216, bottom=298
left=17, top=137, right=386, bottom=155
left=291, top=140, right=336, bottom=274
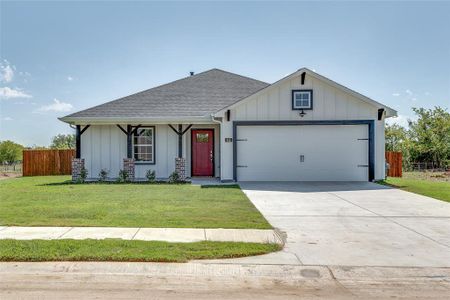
left=58, top=115, right=215, bottom=125
left=211, top=114, right=222, bottom=125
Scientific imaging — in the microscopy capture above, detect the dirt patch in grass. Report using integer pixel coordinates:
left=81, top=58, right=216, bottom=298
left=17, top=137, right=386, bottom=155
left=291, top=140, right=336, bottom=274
left=402, top=171, right=450, bottom=182
left=0, top=173, right=21, bottom=180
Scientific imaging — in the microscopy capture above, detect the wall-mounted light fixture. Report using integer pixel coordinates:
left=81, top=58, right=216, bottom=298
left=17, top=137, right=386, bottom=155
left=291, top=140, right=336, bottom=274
left=299, top=109, right=306, bottom=117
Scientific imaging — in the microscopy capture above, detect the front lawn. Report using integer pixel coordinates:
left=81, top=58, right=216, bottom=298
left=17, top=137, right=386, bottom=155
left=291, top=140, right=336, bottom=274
left=0, top=176, right=271, bottom=229
left=0, top=239, right=280, bottom=262
left=380, top=173, right=450, bottom=202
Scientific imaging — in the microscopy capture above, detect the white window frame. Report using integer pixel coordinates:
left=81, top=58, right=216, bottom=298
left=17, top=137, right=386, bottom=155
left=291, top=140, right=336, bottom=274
left=292, top=90, right=313, bottom=110
left=133, top=126, right=155, bottom=164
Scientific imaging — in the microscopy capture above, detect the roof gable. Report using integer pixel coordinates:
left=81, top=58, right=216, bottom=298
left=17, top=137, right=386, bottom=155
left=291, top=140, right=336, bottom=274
left=215, top=68, right=397, bottom=118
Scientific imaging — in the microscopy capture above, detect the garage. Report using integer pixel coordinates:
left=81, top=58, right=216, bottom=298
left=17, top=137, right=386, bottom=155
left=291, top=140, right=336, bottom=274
left=235, top=123, right=371, bottom=181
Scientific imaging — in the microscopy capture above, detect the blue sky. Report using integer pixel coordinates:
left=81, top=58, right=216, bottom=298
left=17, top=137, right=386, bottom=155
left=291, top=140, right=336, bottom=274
left=1, top=1, right=449, bottom=146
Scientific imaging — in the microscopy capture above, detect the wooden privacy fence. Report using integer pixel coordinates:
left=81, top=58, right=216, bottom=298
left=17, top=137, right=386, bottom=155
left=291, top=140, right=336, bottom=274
left=385, top=151, right=402, bottom=177
left=23, top=149, right=75, bottom=176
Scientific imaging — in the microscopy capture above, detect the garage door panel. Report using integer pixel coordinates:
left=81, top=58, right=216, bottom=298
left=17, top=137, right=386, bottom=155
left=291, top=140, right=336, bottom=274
left=237, top=125, right=368, bottom=181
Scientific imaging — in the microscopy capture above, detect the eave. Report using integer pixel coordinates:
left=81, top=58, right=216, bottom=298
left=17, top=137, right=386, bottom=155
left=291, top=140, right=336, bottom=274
left=58, top=115, right=215, bottom=125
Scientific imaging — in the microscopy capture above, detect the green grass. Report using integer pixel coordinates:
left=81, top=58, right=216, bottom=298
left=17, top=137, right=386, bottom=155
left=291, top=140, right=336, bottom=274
left=379, top=176, right=450, bottom=202
left=0, top=176, right=271, bottom=229
left=0, top=239, right=281, bottom=262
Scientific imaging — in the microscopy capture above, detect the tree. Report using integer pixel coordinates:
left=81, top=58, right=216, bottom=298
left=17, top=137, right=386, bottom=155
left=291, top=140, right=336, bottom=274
left=0, top=140, right=24, bottom=164
left=50, top=134, right=75, bottom=149
left=385, top=124, right=407, bottom=152
left=408, top=107, right=450, bottom=167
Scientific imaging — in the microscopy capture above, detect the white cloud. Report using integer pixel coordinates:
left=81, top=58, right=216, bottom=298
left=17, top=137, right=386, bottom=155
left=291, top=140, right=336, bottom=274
left=392, top=92, right=400, bottom=96
left=2, top=117, right=13, bottom=121
left=0, top=60, right=15, bottom=83
left=67, top=76, right=74, bottom=81
left=0, top=87, right=32, bottom=99
left=386, top=114, right=417, bottom=128
left=405, top=89, right=413, bottom=96
left=36, top=99, right=73, bottom=112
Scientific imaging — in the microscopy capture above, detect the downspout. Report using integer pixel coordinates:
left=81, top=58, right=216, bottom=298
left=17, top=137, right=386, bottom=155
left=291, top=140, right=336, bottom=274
left=211, top=114, right=222, bottom=125
left=211, top=114, right=223, bottom=180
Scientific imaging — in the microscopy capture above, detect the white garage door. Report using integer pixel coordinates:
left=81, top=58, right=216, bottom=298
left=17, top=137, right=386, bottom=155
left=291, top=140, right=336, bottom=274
left=236, top=125, right=368, bottom=181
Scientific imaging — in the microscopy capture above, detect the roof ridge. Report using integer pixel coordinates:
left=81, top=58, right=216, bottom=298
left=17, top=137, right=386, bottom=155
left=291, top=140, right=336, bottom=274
left=210, top=68, right=269, bottom=85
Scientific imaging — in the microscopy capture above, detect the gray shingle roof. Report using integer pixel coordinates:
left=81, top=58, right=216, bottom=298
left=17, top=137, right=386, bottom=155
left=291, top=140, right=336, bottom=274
left=62, top=69, right=268, bottom=120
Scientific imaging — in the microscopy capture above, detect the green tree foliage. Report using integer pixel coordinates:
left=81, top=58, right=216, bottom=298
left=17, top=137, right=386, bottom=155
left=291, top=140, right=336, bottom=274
left=385, top=124, right=407, bottom=152
left=386, top=107, right=450, bottom=168
left=50, top=134, right=75, bottom=149
left=0, top=140, right=24, bottom=164
left=407, top=107, right=450, bottom=166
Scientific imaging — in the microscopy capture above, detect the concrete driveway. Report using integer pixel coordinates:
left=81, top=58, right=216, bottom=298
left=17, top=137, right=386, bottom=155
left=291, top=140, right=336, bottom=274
left=234, top=182, right=450, bottom=267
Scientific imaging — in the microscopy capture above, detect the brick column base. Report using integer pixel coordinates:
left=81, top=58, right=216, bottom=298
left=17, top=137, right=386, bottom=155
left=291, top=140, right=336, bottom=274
left=175, top=158, right=186, bottom=181
left=72, top=158, right=85, bottom=182
left=123, top=158, right=135, bottom=180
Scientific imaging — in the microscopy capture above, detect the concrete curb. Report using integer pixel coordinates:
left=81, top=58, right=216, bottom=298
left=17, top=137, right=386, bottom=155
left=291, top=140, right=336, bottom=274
left=0, top=261, right=331, bottom=280
left=1, top=262, right=449, bottom=282
left=273, top=228, right=287, bottom=246
left=2, top=262, right=449, bottom=299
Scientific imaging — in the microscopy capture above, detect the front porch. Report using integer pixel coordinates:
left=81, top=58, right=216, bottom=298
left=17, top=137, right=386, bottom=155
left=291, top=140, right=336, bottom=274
left=72, top=123, right=221, bottom=181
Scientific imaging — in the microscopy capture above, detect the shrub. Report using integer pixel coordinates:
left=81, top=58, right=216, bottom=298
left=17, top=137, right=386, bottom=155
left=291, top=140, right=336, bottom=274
left=117, top=169, right=129, bottom=183
left=98, top=169, right=108, bottom=182
left=146, top=169, right=156, bottom=183
left=168, top=171, right=181, bottom=183
left=76, top=167, right=88, bottom=183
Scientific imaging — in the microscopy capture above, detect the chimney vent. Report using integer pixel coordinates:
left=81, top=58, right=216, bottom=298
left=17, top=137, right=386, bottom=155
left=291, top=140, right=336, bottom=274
left=190, top=71, right=194, bottom=76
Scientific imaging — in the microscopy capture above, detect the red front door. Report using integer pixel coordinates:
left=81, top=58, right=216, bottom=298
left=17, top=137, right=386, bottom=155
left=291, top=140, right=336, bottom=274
left=192, top=129, right=214, bottom=176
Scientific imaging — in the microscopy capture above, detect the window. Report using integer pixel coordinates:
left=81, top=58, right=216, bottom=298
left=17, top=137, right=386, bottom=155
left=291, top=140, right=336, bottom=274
left=133, top=127, right=155, bottom=163
left=292, top=90, right=313, bottom=110
left=196, top=133, right=209, bottom=143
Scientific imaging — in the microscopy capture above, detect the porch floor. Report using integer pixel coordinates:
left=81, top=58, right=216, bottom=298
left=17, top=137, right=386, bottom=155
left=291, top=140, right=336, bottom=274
left=189, top=177, right=232, bottom=186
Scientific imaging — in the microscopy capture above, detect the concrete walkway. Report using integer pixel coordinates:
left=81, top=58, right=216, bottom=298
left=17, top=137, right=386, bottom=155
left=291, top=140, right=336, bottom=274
left=0, top=226, right=282, bottom=244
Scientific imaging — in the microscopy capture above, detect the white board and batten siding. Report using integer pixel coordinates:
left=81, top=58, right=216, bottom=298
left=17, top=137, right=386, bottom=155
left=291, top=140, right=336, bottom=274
left=81, top=125, right=127, bottom=178
left=219, top=73, right=385, bottom=181
left=134, top=125, right=178, bottom=179
left=81, top=124, right=178, bottom=179
left=81, top=124, right=220, bottom=179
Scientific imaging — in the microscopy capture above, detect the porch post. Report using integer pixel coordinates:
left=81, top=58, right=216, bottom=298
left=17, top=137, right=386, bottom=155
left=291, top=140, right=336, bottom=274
left=178, top=124, right=183, bottom=158
left=169, top=124, right=193, bottom=159
left=75, top=125, right=81, bottom=158
left=127, top=125, right=132, bottom=158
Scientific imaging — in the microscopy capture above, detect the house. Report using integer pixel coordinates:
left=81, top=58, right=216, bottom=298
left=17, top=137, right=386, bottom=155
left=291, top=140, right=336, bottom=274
left=59, top=68, right=397, bottom=182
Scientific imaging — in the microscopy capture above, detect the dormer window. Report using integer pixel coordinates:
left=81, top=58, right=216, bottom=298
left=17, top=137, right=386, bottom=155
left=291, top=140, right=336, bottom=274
left=292, top=90, right=313, bottom=110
